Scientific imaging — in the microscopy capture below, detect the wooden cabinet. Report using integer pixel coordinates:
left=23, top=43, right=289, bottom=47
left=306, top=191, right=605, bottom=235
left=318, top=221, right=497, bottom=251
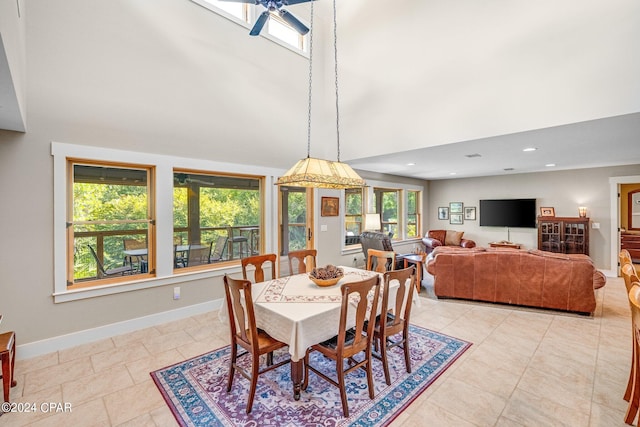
left=538, top=216, right=589, bottom=256
left=621, top=233, right=640, bottom=263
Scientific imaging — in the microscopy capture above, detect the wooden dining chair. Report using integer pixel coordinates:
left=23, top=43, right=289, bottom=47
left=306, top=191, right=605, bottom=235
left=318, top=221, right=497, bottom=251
left=287, top=249, right=317, bottom=275
left=0, top=329, right=16, bottom=403
left=626, top=283, right=640, bottom=424
left=373, top=266, right=416, bottom=385
left=367, top=248, right=396, bottom=273
left=623, top=263, right=640, bottom=403
left=621, top=249, right=634, bottom=268
left=302, top=275, right=381, bottom=417
left=241, top=253, right=277, bottom=283
left=223, top=275, right=290, bottom=414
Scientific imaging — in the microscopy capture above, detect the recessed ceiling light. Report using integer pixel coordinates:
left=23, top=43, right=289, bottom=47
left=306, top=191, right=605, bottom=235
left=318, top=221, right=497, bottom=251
left=465, top=153, right=482, bottom=158
left=545, top=163, right=556, bottom=167
left=449, top=172, right=457, bottom=175
left=523, top=147, right=537, bottom=152
left=407, top=162, right=416, bottom=166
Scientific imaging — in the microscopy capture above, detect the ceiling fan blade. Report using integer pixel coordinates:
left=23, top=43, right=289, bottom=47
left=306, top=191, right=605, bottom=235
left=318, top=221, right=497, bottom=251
left=250, top=11, right=270, bottom=36
left=284, top=0, right=315, bottom=5
left=278, top=9, right=309, bottom=35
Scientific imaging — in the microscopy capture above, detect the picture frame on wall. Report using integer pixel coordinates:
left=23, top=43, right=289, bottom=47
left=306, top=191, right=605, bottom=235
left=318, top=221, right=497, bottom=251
left=464, top=206, right=476, bottom=220
left=450, top=213, right=463, bottom=225
left=321, top=197, right=339, bottom=217
left=438, top=207, right=449, bottom=220
left=449, top=202, right=463, bottom=214
left=540, top=207, right=555, bottom=217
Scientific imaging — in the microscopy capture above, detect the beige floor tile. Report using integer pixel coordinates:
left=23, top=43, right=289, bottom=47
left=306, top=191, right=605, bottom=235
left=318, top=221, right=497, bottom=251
left=141, top=330, right=195, bottom=354
left=149, top=404, right=178, bottom=426
left=125, top=349, right=184, bottom=384
left=516, top=366, right=593, bottom=413
left=58, top=338, right=115, bottom=363
left=501, top=388, right=590, bottom=426
left=61, top=365, right=134, bottom=405
left=399, top=400, right=477, bottom=426
left=23, top=357, right=94, bottom=395
left=427, top=377, right=507, bottom=426
left=91, top=342, right=151, bottom=373
left=14, top=352, right=59, bottom=377
left=111, top=327, right=162, bottom=348
left=103, top=380, right=165, bottom=425
left=449, top=356, right=521, bottom=399
left=589, top=400, right=628, bottom=427
left=23, top=399, right=110, bottom=427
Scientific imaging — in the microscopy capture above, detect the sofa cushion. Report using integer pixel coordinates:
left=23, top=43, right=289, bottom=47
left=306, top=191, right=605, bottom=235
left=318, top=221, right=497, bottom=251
left=428, top=230, right=446, bottom=243
left=445, top=230, right=464, bottom=246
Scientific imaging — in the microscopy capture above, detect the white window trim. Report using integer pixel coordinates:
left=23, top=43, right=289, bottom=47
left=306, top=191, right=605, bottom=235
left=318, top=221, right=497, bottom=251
left=189, top=0, right=310, bottom=58
left=51, top=142, right=282, bottom=303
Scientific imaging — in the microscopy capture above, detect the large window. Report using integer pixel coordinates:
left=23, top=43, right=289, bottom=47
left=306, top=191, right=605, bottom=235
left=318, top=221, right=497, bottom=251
left=373, top=188, right=399, bottom=238
left=345, top=188, right=363, bottom=245
left=194, top=0, right=308, bottom=52
left=407, top=190, right=420, bottom=238
left=69, top=162, right=154, bottom=286
left=173, top=171, right=262, bottom=269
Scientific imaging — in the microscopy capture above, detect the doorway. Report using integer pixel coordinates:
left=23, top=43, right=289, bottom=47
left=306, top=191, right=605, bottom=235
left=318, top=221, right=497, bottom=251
left=278, top=186, right=314, bottom=276
left=610, top=175, right=640, bottom=275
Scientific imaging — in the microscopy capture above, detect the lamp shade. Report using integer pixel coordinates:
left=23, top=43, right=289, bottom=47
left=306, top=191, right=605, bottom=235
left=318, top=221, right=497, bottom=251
left=275, top=156, right=366, bottom=189
left=364, top=213, right=381, bottom=231
left=578, top=206, right=587, bottom=217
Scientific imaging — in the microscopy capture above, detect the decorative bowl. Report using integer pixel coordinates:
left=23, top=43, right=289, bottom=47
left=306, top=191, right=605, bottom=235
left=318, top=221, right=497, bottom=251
left=309, top=274, right=343, bottom=287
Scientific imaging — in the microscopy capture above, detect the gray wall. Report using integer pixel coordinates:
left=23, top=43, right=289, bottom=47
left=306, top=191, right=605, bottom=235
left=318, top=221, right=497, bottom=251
left=427, top=165, right=640, bottom=269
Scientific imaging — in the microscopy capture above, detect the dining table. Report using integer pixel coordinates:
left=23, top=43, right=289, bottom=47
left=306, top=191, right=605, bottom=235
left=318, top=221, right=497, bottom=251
left=219, top=266, right=417, bottom=400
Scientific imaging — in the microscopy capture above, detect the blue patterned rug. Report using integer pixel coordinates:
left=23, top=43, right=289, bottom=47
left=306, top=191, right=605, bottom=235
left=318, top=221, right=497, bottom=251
left=151, top=325, right=471, bottom=426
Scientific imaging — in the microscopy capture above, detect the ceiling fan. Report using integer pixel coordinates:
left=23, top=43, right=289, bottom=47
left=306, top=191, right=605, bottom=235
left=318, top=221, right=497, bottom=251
left=219, top=0, right=314, bottom=36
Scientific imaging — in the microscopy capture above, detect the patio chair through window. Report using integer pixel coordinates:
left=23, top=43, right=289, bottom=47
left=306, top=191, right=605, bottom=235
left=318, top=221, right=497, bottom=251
left=88, top=245, right=133, bottom=279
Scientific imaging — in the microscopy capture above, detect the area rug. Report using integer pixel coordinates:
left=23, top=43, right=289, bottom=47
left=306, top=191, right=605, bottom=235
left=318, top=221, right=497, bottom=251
left=150, top=325, right=471, bottom=427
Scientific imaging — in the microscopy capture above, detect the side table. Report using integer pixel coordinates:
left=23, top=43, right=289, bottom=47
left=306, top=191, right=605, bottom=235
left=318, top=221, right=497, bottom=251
left=402, top=253, right=425, bottom=292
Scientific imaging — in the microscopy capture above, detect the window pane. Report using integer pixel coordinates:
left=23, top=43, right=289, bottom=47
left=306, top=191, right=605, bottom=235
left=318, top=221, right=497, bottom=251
left=268, top=14, right=302, bottom=49
left=173, top=172, right=261, bottom=266
left=345, top=188, right=363, bottom=244
left=71, top=164, right=150, bottom=282
left=205, top=0, right=244, bottom=19
left=407, top=190, right=418, bottom=238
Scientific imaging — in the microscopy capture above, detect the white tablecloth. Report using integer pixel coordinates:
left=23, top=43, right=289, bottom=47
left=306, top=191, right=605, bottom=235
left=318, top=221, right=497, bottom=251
left=219, top=266, right=419, bottom=361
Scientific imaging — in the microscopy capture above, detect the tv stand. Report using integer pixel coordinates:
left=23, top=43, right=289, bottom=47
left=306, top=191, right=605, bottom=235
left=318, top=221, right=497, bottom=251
left=490, top=241, right=521, bottom=249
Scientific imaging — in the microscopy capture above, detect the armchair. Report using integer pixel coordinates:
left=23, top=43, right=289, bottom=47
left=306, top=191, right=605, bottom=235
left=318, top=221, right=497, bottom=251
left=360, top=231, right=404, bottom=269
left=422, top=229, right=476, bottom=255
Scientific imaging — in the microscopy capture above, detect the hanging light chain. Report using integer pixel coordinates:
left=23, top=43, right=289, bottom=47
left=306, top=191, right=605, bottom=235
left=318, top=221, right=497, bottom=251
left=306, top=2, right=314, bottom=158
left=333, top=0, right=341, bottom=162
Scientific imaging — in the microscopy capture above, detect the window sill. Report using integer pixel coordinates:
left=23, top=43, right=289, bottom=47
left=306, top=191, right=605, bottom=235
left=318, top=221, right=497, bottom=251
left=53, top=266, right=239, bottom=303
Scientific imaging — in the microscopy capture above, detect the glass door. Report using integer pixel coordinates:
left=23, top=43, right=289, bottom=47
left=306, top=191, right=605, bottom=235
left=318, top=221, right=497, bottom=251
left=279, top=186, right=314, bottom=276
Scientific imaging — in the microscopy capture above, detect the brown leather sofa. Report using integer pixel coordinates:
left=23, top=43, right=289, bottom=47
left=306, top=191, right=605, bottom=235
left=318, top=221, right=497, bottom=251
left=422, top=230, right=476, bottom=255
left=426, top=246, right=606, bottom=314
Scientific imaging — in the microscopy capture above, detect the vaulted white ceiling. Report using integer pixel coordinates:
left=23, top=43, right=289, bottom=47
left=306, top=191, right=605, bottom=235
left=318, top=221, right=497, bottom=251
left=2, top=0, right=639, bottom=179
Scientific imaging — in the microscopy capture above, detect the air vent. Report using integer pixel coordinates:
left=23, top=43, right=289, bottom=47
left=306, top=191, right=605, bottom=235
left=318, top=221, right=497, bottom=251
left=465, top=153, right=482, bottom=158
left=503, top=168, right=514, bottom=171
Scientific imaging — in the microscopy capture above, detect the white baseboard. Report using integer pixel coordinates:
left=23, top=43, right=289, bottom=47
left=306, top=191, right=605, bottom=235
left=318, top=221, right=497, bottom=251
left=16, top=299, right=224, bottom=360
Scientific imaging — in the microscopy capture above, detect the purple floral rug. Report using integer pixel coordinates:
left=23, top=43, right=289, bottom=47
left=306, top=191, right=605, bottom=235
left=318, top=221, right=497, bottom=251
left=150, top=325, right=470, bottom=426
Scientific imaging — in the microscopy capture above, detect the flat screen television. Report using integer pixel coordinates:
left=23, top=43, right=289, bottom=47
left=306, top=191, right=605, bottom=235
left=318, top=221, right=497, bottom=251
left=479, top=198, right=537, bottom=228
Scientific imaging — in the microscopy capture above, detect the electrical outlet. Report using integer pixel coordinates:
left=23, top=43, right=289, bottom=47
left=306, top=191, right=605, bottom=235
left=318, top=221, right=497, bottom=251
left=592, top=222, right=600, bottom=229
left=173, top=286, right=181, bottom=300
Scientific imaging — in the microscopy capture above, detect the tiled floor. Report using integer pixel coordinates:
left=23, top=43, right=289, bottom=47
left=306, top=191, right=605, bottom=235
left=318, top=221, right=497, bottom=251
left=0, top=275, right=634, bottom=426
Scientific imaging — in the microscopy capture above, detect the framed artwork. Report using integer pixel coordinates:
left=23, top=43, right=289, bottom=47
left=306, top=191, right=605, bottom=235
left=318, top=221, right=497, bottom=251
left=321, top=197, right=339, bottom=217
left=438, top=207, right=449, bottom=220
left=449, top=202, right=463, bottom=214
left=450, top=213, right=463, bottom=225
left=464, top=206, right=476, bottom=220
left=540, top=207, right=555, bottom=217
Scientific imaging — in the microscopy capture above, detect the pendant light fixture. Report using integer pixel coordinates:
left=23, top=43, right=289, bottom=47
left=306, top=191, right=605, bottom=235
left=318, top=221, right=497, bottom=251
left=276, top=0, right=366, bottom=189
